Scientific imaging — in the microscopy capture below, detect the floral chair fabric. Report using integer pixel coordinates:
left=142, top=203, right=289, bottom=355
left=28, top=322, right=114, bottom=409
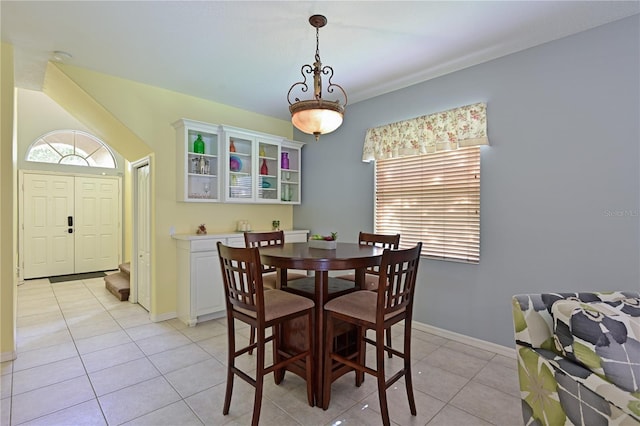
left=512, top=292, right=640, bottom=425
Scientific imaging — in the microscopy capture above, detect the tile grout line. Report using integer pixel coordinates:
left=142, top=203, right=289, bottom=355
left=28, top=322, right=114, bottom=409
left=52, top=279, right=110, bottom=426
left=84, top=279, right=170, bottom=426
left=10, top=279, right=107, bottom=426
left=82, top=279, right=208, bottom=426
left=442, top=352, right=513, bottom=426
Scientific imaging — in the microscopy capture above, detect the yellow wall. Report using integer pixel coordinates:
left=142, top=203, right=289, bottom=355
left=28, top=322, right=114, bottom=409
left=45, top=63, right=296, bottom=317
left=0, top=43, right=16, bottom=360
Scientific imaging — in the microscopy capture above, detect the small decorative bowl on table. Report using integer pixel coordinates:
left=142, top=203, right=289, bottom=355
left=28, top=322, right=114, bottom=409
left=308, top=232, right=338, bottom=250
left=308, top=239, right=337, bottom=250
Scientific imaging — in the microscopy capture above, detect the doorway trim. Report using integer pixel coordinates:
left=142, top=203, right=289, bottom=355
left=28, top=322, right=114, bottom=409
left=130, top=157, right=152, bottom=313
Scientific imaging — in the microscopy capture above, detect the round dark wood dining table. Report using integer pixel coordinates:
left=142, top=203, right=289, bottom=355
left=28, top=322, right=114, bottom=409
left=258, top=242, right=385, bottom=408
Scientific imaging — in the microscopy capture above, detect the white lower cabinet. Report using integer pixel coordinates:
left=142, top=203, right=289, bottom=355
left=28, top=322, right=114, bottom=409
left=175, top=237, right=225, bottom=326
left=173, top=230, right=309, bottom=326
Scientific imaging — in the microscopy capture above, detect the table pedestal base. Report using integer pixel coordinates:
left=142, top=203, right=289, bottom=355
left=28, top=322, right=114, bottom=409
left=278, top=314, right=360, bottom=406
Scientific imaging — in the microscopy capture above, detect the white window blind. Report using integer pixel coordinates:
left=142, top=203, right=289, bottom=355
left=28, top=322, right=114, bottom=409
left=375, top=147, right=480, bottom=263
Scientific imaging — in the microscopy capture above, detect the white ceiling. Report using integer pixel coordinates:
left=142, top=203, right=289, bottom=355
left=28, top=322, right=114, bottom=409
left=2, top=1, right=639, bottom=121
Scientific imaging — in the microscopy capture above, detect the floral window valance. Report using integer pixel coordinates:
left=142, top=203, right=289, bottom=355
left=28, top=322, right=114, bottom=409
left=362, top=102, right=489, bottom=162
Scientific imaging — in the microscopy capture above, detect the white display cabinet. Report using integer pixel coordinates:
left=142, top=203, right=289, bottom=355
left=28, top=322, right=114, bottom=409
left=173, top=119, right=220, bottom=202
left=173, top=119, right=304, bottom=204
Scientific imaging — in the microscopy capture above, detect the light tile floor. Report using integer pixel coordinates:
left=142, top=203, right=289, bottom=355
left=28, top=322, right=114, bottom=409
left=1, top=276, right=522, bottom=425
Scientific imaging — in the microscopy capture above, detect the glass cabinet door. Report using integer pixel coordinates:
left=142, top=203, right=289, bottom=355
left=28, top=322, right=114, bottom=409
left=173, top=119, right=220, bottom=202
left=257, top=138, right=280, bottom=202
left=280, top=140, right=303, bottom=204
left=187, top=131, right=218, bottom=201
left=226, top=132, right=253, bottom=202
left=218, top=126, right=305, bottom=204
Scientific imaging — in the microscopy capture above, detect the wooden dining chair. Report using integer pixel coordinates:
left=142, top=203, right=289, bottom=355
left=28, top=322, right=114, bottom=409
left=335, top=232, right=400, bottom=289
left=243, top=231, right=307, bottom=288
left=244, top=231, right=307, bottom=353
left=321, top=243, right=422, bottom=426
left=217, top=242, right=314, bottom=426
left=336, top=231, right=400, bottom=357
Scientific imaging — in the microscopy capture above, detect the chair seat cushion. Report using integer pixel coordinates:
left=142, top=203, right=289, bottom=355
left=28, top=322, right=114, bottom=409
left=324, top=290, right=403, bottom=324
left=335, top=273, right=380, bottom=291
left=236, top=289, right=314, bottom=322
left=551, top=298, right=640, bottom=392
left=262, top=271, right=307, bottom=289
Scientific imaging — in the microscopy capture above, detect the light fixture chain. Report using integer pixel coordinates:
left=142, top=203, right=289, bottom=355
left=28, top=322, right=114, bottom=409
left=315, top=26, right=321, bottom=63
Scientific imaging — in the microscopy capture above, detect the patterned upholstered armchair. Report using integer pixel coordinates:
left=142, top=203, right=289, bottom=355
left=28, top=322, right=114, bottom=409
left=512, top=291, right=640, bottom=425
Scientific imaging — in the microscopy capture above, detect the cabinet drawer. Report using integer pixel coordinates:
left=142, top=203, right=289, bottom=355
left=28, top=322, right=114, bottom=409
left=226, top=237, right=246, bottom=248
left=285, top=231, right=309, bottom=243
left=191, top=238, right=225, bottom=252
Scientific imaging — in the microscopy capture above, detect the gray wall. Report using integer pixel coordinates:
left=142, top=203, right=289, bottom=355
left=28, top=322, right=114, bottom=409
left=294, top=15, right=640, bottom=348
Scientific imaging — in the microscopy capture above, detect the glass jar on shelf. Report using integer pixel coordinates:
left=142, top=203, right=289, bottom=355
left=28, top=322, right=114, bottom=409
left=193, top=134, right=205, bottom=154
left=281, top=152, right=290, bottom=169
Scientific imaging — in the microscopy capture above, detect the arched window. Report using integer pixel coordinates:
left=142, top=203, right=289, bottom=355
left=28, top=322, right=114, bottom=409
left=26, top=130, right=116, bottom=168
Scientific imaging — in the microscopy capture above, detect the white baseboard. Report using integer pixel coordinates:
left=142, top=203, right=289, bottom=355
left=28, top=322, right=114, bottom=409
left=1, top=350, right=16, bottom=362
left=149, top=310, right=225, bottom=325
left=150, top=311, right=177, bottom=322
left=196, top=311, right=226, bottom=324
left=413, top=321, right=516, bottom=359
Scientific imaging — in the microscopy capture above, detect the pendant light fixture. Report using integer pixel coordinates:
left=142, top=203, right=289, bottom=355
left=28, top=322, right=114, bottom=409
left=287, top=15, right=347, bottom=141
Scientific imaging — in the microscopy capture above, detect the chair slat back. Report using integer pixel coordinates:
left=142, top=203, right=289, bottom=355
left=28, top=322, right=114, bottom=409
left=244, top=231, right=286, bottom=274
left=217, top=242, right=266, bottom=317
left=377, top=242, right=422, bottom=320
left=358, top=232, right=400, bottom=275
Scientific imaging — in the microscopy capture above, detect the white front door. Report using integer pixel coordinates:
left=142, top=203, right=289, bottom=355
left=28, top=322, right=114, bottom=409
left=135, top=162, right=151, bottom=311
left=21, top=172, right=121, bottom=279
left=22, top=174, right=75, bottom=278
left=74, top=176, right=120, bottom=273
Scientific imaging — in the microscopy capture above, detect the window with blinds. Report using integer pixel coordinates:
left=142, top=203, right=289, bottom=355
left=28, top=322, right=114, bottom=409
left=375, top=147, right=480, bottom=263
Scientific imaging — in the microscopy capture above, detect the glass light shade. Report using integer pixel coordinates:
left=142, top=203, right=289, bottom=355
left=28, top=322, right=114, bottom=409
left=290, top=100, right=344, bottom=136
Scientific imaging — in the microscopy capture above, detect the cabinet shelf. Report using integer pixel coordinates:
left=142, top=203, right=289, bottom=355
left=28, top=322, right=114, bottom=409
left=188, top=173, right=217, bottom=177
left=188, top=152, right=218, bottom=158
left=187, top=195, right=216, bottom=200
left=231, top=151, right=250, bottom=157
